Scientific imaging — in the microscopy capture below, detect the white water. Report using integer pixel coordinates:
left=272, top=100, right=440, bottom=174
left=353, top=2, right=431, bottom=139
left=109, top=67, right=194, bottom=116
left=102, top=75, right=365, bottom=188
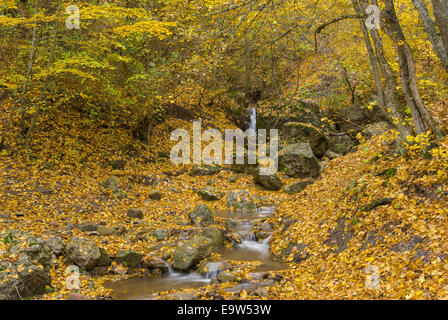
left=249, top=107, right=257, bottom=133
left=107, top=207, right=286, bottom=299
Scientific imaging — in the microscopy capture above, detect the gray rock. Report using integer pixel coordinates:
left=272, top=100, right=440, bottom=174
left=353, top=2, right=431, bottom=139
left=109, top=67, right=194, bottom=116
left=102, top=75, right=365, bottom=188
left=101, top=176, right=120, bottom=193
left=172, top=236, right=214, bottom=271
left=46, top=236, right=65, bottom=255
left=365, top=121, right=391, bottom=137
left=78, top=223, right=98, bottom=232
left=217, top=271, right=239, bottom=283
left=142, top=255, right=169, bottom=273
left=227, top=190, right=255, bottom=211
left=127, top=208, right=143, bottom=219
left=201, top=226, right=224, bottom=248
left=283, top=122, right=329, bottom=159
left=188, top=204, right=214, bottom=226
left=189, top=164, right=222, bottom=176
left=279, top=143, right=320, bottom=178
left=197, top=187, right=223, bottom=201
left=151, top=229, right=170, bottom=241
left=63, top=237, right=110, bottom=270
left=253, top=170, right=283, bottom=191
left=283, top=180, right=314, bottom=194
left=148, top=190, right=162, bottom=200
left=97, top=226, right=125, bottom=237
left=328, top=135, right=356, bottom=155
left=116, top=250, right=143, bottom=268
left=0, top=258, right=51, bottom=300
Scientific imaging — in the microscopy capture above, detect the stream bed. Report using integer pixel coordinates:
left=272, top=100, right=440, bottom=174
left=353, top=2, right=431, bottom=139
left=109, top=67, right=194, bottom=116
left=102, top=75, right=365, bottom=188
left=106, top=207, right=287, bottom=300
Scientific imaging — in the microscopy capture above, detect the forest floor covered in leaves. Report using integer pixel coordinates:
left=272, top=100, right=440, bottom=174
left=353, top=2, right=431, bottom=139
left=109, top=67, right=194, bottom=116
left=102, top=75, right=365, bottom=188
left=1, top=100, right=448, bottom=300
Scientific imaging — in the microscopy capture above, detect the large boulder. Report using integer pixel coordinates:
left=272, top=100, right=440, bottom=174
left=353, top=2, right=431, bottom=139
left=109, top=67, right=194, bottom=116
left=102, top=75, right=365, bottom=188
left=328, top=135, right=356, bottom=155
left=197, top=187, right=223, bottom=201
left=365, top=121, right=392, bottom=137
left=0, top=258, right=51, bottom=300
left=253, top=170, right=283, bottom=191
left=278, top=143, right=320, bottom=178
left=172, top=236, right=214, bottom=271
left=63, top=237, right=110, bottom=270
left=284, top=180, right=314, bottom=194
left=188, top=204, right=214, bottom=226
left=116, top=250, right=143, bottom=268
left=201, top=226, right=225, bottom=248
left=282, top=122, right=329, bottom=158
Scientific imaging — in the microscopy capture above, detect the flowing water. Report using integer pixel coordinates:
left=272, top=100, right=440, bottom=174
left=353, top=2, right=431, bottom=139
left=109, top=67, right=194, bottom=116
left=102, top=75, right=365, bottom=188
left=107, top=206, right=287, bottom=300
left=249, top=107, right=257, bottom=133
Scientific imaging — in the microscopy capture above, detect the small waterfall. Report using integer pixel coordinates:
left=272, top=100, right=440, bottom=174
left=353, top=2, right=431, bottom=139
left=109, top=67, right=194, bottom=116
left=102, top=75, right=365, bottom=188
left=249, top=107, right=257, bottom=134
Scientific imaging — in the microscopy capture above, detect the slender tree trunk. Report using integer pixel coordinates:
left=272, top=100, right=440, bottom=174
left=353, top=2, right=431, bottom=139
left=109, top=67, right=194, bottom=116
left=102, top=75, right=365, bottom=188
left=25, top=3, right=61, bottom=148
left=18, top=0, right=41, bottom=137
left=0, top=0, right=40, bottom=149
left=412, top=0, right=448, bottom=72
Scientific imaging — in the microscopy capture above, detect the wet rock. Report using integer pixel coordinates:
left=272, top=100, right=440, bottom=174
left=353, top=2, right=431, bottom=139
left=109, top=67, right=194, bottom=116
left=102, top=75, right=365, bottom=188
left=148, top=190, right=162, bottom=201
left=116, top=250, right=143, bottom=268
left=63, top=237, right=110, bottom=270
left=283, top=180, right=314, bottom=194
left=199, top=261, right=225, bottom=279
left=172, top=236, right=214, bottom=271
left=217, top=271, right=239, bottom=283
left=127, top=208, right=144, bottom=219
left=142, top=255, right=169, bottom=273
left=188, top=204, right=214, bottom=226
left=253, top=171, right=283, bottom=191
left=279, top=143, right=320, bottom=178
left=151, top=229, right=170, bottom=241
left=101, top=176, right=120, bottom=193
left=227, top=190, right=255, bottom=211
left=189, top=164, right=222, bottom=176
left=197, top=187, right=223, bottom=201
left=201, top=226, right=224, bottom=248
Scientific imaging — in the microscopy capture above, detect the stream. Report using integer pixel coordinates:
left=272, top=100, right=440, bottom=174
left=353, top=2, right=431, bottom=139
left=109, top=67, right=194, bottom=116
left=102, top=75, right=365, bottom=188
left=107, top=207, right=286, bottom=300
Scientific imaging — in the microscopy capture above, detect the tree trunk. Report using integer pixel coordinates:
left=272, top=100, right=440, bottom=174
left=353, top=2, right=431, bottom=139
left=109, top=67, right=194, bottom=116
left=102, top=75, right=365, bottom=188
left=381, top=0, right=444, bottom=139
left=412, top=0, right=448, bottom=72
left=25, top=2, right=62, bottom=148
left=432, top=0, right=448, bottom=55
left=356, top=0, right=413, bottom=140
